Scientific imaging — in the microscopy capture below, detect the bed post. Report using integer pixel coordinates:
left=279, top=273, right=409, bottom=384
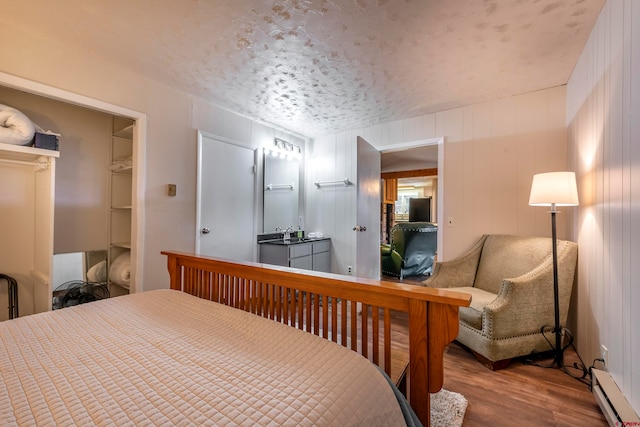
left=408, top=299, right=430, bottom=424
left=427, top=302, right=460, bottom=391
left=408, top=299, right=460, bottom=425
left=167, top=254, right=181, bottom=290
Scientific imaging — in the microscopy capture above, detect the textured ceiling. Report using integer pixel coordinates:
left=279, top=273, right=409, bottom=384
left=4, top=0, right=604, bottom=138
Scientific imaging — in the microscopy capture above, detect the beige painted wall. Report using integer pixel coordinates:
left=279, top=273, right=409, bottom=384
left=434, top=87, right=569, bottom=258
left=566, top=0, right=640, bottom=413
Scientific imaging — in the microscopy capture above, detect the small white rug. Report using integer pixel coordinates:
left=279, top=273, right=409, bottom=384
left=430, top=389, right=468, bottom=427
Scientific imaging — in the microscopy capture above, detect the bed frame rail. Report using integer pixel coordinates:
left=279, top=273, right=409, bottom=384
left=163, top=251, right=470, bottom=426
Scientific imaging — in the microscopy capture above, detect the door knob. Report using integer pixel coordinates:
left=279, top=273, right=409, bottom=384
left=201, top=227, right=211, bottom=234
left=353, top=226, right=367, bottom=232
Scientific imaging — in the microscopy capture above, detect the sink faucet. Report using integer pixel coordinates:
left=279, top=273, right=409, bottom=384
left=283, top=226, right=294, bottom=242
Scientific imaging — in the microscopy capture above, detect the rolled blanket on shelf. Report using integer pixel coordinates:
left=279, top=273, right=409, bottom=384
left=109, top=252, right=130, bottom=289
left=0, top=104, right=35, bottom=145
left=86, top=260, right=107, bottom=283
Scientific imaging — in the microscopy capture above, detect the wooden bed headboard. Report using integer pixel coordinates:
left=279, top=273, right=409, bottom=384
left=162, top=251, right=471, bottom=426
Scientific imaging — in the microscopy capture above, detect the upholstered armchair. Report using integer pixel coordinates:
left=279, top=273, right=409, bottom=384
left=381, top=222, right=437, bottom=279
left=421, top=234, right=578, bottom=369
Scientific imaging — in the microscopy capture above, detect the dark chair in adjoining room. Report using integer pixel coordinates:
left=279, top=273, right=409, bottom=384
left=381, top=222, right=437, bottom=279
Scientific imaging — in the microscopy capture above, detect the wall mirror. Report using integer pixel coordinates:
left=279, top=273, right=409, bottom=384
left=263, top=152, right=300, bottom=233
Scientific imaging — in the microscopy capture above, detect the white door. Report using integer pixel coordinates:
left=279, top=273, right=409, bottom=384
left=355, top=136, right=381, bottom=279
left=196, top=132, right=256, bottom=261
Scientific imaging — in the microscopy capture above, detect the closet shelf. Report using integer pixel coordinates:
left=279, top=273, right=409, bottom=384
left=113, top=124, right=134, bottom=139
left=30, top=269, right=50, bottom=285
left=110, top=167, right=133, bottom=175
left=111, top=241, right=131, bottom=249
left=0, top=142, right=59, bottom=162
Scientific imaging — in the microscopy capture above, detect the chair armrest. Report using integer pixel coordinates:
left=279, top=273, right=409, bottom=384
left=482, top=242, right=577, bottom=339
left=421, top=235, right=488, bottom=288
left=391, top=250, right=404, bottom=272
left=483, top=276, right=554, bottom=339
left=381, top=249, right=404, bottom=276
left=380, top=244, right=392, bottom=256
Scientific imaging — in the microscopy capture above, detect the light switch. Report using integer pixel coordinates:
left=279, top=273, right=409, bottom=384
left=167, top=184, right=177, bottom=197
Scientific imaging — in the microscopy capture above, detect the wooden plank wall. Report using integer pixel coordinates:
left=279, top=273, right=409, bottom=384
left=566, top=0, right=640, bottom=415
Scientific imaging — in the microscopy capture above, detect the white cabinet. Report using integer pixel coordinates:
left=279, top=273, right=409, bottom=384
left=108, top=118, right=134, bottom=296
left=0, top=142, right=58, bottom=319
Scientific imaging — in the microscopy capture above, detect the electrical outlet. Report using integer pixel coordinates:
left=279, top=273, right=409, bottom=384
left=601, top=345, right=608, bottom=368
left=167, top=184, right=177, bottom=197
left=347, top=265, right=352, bottom=275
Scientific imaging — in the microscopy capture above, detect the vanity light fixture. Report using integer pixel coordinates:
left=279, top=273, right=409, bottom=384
left=265, top=138, right=302, bottom=161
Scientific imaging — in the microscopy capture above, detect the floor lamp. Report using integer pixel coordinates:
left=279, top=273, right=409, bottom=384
left=528, top=172, right=583, bottom=374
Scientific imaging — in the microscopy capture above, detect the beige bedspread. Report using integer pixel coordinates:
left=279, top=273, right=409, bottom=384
left=0, top=289, right=407, bottom=426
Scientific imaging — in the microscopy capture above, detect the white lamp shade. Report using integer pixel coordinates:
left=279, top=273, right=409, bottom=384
left=529, top=172, right=579, bottom=206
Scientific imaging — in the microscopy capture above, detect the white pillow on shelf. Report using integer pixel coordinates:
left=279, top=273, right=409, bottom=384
left=0, top=104, right=36, bottom=145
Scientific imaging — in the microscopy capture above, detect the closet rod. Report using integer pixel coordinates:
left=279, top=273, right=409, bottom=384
left=314, top=178, right=352, bottom=188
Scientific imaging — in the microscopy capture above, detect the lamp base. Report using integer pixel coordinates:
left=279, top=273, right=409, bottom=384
left=525, top=325, right=589, bottom=382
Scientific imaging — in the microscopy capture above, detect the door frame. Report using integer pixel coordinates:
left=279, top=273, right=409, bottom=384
left=0, top=71, right=147, bottom=292
left=379, top=136, right=444, bottom=259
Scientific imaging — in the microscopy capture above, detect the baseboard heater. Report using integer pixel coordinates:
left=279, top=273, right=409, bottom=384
left=592, top=369, right=640, bottom=426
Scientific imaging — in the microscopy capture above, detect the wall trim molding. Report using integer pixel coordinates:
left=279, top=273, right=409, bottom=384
left=381, top=168, right=438, bottom=179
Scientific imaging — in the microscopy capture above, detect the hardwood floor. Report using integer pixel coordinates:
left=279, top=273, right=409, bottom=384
left=441, top=342, right=607, bottom=426
left=383, top=274, right=608, bottom=426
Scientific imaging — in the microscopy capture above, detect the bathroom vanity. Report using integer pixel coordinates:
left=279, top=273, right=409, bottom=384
left=258, top=236, right=331, bottom=273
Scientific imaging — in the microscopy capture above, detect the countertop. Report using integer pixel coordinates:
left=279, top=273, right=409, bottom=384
left=258, top=237, right=330, bottom=246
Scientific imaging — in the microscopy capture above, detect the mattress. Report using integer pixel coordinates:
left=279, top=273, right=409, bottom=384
left=0, top=289, right=409, bottom=426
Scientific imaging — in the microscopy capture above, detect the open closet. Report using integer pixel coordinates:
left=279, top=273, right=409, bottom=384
left=0, top=82, right=140, bottom=320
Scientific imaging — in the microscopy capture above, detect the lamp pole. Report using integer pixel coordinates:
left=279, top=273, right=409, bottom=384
left=550, top=203, right=563, bottom=367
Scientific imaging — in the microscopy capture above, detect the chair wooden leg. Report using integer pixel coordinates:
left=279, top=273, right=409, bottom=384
left=470, top=350, right=512, bottom=370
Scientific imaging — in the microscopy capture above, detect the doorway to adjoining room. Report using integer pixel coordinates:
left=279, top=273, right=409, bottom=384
left=380, top=142, right=439, bottom=283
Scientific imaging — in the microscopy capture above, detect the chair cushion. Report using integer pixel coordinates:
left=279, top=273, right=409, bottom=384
left=474, top=235, right=552, bottom=294
left=448, top=287, right=497, bottom=330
